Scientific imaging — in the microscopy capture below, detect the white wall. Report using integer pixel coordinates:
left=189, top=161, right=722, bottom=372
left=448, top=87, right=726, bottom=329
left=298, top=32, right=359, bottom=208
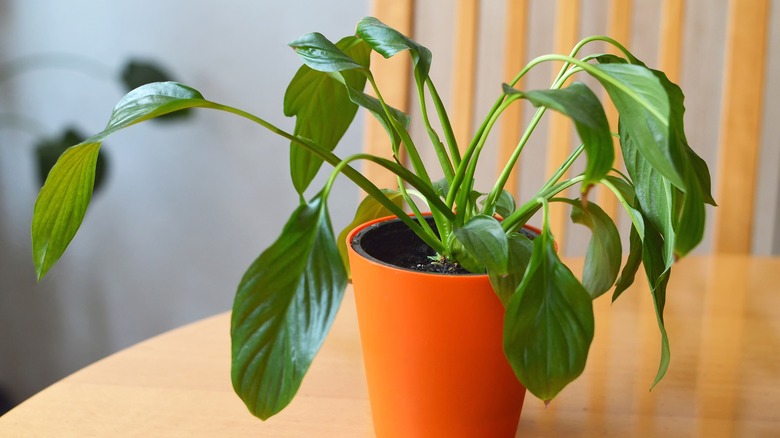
left=0, top=0, right=368, bottom=404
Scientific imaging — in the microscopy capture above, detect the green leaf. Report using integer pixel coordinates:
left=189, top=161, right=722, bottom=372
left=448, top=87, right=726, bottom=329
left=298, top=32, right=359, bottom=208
left=640, top=223, right=672, bottom=389
left=453, top=215, right=509, bottom=274
left=650, top=69, right=715, bottom=206
left=488, top=232, right=533, bottom=306
left=231, top=194, right=347, bottom=420
left=671, top=178, right=705, bottom=258
left=31, top=82, right=214, bottom=279
left=559, top=199, right=622, bottom=299
left=35, top=127, right=108, bottom=193
left=32, top=141, right=101, bottom=280
left=503, top=222, right=595, bottom=402
left=285, top=36, right=370, bottom=194
left=592, top=54, right=628, bottom=65
left=612, top=224, right=643, bottom=302
left=288, top=32, right=365, bottom=73
left=494, top=190, right=516, bottom=219
left=336, top=189, right=404, bottom=278
left=106, top=82, right=206, bottom=132
left=592, top=63, right=684, bottom=188
left=120, top=59, right=191, bottom=122
left=447, top=233, right=485, bottom=274
left=508, top=82, right=613, bottom=191
left=603, top=175, right=644, bottom=237
left=432, top=177, right=450, bottom=197
left=356, top=16, right=432, bottom=80
left=649, top=69, right=711, bottom=257
left=620, top=120, right=675, bottom=262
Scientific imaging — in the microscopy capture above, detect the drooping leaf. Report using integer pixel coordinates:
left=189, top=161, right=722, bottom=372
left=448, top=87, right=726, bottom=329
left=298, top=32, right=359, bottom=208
left=671, top=177, right=705, bottom=258
left=35, top=127, right=108, bottom=193
left=356, top=16, right=432, bottom=80
left=336, top=189, right=404, bottom=278
left=558, top=199, right=622, bottom=299
left=603, top=175, right=644, bottom=237
left=592, top=63, right=684, bottom=189
left=285, top=36, right=370, bottom=194
left=650, top=69, right=715, bottom=207
left=231, top=194, right=347, bottom=420
left=453, top=215, right=509, bottom=274
left=640, top=222, right=672, bottom=389
left=32, top=141, right=101, bottom=280
left=503, top=221, right=595, bottom=402
left=288, top=32, right=365, bottom=73
left=649, top=69, right=711, bottom=257
left=506, top=82, right=613, bottom=191
left=620, top=121, right=676, bottom=269
left=488, top=231, right=533, bottom=306
left=31, top=83, right=215, bottom=279
left=612, top=224, right=643, bottom=302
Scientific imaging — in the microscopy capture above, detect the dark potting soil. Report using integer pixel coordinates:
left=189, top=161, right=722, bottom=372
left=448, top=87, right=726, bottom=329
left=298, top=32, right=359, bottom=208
left=352, top=217, right=537, bottom=275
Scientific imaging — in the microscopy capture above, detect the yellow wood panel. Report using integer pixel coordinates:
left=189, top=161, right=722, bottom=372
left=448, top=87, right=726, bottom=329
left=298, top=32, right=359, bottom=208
left=714, top=0, right=769, bottom=253
left=496, top=0, right=529, bottom=197
left=361, top=0, right=415, bottom=191
left=451, top=0, right=480, bottom=153
left=658, top=0, right=685, bottom=82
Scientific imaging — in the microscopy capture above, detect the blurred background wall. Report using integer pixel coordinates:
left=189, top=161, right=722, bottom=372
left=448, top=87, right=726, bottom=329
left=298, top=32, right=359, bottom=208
left=0, top=0, right=778, bottom=413
left=0, top=0, right=367, bottom=408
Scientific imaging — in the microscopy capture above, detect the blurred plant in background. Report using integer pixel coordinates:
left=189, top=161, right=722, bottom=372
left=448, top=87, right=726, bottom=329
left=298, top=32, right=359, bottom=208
left=0, top=55, right=191, bottom=194
left=0, top=54, right=190, bottom=415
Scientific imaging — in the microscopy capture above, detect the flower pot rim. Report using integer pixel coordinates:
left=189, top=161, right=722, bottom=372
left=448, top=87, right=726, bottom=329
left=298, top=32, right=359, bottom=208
left=347, top=214, right=542, bottom=278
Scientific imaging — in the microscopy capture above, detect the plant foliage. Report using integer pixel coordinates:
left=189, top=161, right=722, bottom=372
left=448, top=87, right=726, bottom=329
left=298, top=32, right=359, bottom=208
left=31, top=18, right=713, bottom=419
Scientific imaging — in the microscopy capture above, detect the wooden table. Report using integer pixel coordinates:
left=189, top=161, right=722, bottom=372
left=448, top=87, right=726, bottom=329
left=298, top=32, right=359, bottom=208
left=1, top=255, right=779, bottom=437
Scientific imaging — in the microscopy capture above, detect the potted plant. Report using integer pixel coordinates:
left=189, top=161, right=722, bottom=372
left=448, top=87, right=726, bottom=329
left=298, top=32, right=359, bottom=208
left=31, top=16, right=713, bottom=436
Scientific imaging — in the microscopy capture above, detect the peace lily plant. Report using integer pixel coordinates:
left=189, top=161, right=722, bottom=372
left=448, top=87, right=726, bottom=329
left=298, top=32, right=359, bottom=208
left=32, top=17, right=713, bottom=420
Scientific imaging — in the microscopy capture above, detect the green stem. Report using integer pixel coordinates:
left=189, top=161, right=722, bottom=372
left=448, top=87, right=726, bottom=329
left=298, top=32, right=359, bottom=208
left=453, top=95, right=522, bottom=222
left=365, top=73, right=433, bottom=187
left=426, top=79, right=461, bottom=167
left=415, top=75, right=454, bottom=181
left=204, top=101, right=454, bottom=221
left=445, top=94, right=508, bottom=211
left=502, top=175, right=585, bottom=232
left=322, top=152, right=445, bottom=253
left=600, top=178, right=644, bottom=236
left=538, top=144, right=585, bottom=194
left=397, top=175, right=440, bottom=240
left=483, top=67, right=581, bottom=211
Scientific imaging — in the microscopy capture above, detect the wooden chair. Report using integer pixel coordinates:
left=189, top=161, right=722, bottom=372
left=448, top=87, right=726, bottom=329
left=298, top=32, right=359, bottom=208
left=362, top=0, right=773, bottom=255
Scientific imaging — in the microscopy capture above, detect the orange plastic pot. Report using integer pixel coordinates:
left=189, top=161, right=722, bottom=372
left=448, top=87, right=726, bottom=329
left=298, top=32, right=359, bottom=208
left=347, top=216, right=530, bottom=438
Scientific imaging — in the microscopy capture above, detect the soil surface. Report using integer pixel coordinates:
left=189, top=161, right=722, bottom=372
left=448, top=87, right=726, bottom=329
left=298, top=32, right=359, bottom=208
left=352, top=217, right=537, bottom=275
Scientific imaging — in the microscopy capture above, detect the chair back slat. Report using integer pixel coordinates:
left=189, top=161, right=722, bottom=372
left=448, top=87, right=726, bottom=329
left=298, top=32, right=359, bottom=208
left=714, top=0, right=770, bottom=253
left=451, top=0, right=481, bottom=153
left=366, top=0, right=774, bottom=255
left=545, top=0, right=582, bottom=247
left=496, top=0, right=530, bottom=198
